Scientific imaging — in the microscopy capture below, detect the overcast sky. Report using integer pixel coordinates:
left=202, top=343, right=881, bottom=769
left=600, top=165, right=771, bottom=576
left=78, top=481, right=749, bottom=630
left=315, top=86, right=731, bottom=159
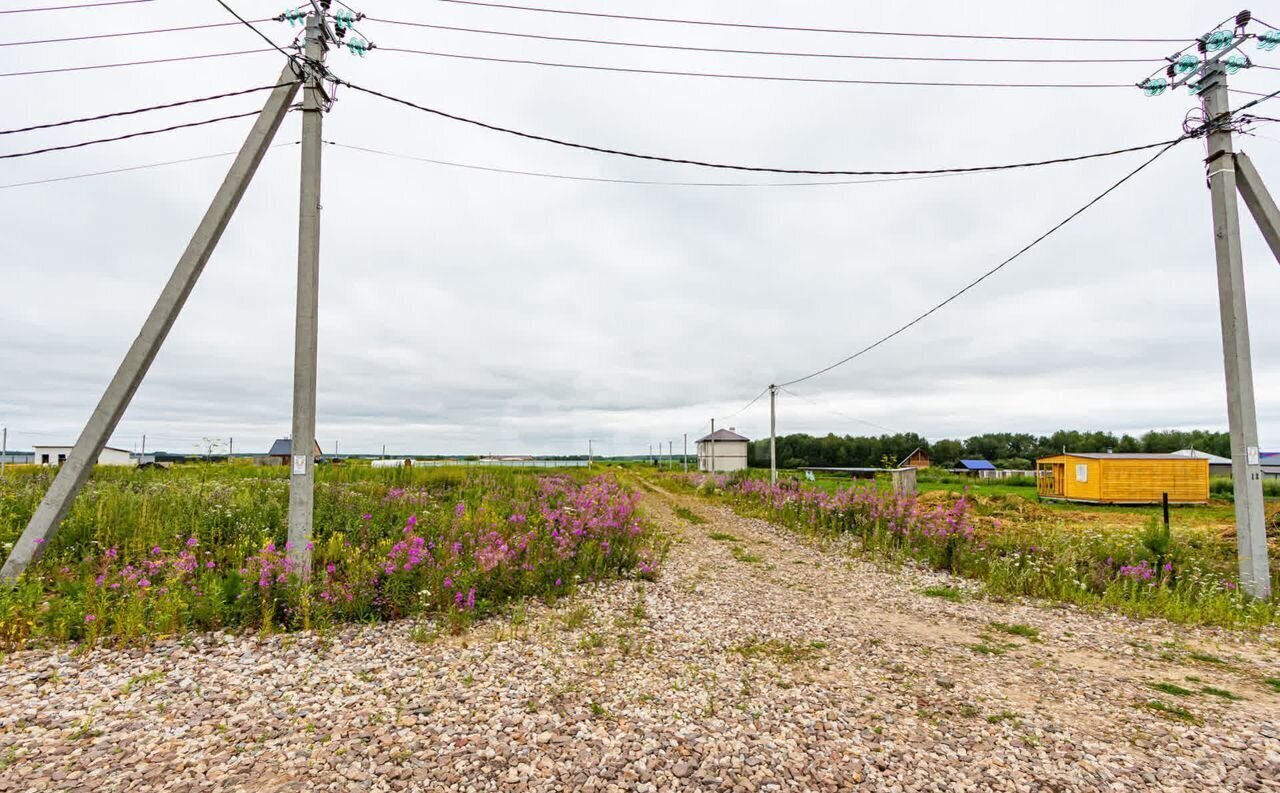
left=3, top=0, right=1279, bottom=457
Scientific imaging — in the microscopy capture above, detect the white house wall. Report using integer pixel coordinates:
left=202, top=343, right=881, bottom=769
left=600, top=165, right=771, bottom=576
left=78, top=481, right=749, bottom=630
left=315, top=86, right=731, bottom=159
left=696, top=440, right=749, bottom=473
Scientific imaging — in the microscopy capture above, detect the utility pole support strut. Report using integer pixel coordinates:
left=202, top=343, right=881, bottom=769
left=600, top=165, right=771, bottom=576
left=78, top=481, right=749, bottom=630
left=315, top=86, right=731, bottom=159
left=0, top=64, right=302, bottom=585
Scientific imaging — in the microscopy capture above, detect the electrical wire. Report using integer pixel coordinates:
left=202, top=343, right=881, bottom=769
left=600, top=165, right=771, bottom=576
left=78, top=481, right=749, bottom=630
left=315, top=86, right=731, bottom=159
left=213, top=0, right=296, bottom=61
left=428, top=0, right=1191, bottom=44
left=776, top=386, right=898, bottom=434
left=0, top=19, right=274, bottom=47
left=775, top=137, right=1186, bottom=388
left=0, top=83, right=292, bottom=135
left=338, top=80, right=1184, bottom=176
left=0, top=111, right=264, bottom=160
left=0, top=142, right=300, bottom=190
left=366, top=17, right=1162, bottom=65
left=0, top=49, right=274, bottom=78
left=324, top=140, right=1007, bottom=188
left=377, top=47, right=1134, bottom=89
left=720, top=386, right=771, bottom=421
left=1, top=0, right=153, bottom=13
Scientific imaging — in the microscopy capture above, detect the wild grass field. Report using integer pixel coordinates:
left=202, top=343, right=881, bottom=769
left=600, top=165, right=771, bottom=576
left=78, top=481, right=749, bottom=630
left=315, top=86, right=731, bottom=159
left=665, top=469, right=1279, bottom=627
left=0, top=464, right=662, bottom=648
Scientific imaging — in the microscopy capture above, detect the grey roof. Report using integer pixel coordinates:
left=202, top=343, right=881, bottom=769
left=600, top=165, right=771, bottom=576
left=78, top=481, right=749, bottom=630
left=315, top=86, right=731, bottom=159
left=696, top=428, right=750, bottom=443
left=269, top=438, right=322, bottom=456
left=1171, top=449, right=1232, bottom=465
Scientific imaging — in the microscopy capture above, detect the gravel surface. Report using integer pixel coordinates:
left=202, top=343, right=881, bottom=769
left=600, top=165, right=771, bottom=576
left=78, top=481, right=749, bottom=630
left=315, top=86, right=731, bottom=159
left=2, top=479, right=1278, bottom=792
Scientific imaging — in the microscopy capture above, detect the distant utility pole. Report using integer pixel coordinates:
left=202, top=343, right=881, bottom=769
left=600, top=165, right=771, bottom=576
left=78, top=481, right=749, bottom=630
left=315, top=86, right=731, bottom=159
left=0, top=5, right=348, bottom=584
left=769, top=384, right=778, bottom=484
left=1, top=428, right=6, bottom=476
left=229, top=437, right=234, bottom=462
left=588, top=439, right=597, bottom=467
left=1139, top=12, right=1275, bottom=598
left=668, top=441, right=673, bottom=469
left=709, top=418, right=716, bottom=474
left=683, top=433, right=688, bottom=473
left=141, top=434, right=146, bottom=458
left=287, top=10, right=330, bottom=578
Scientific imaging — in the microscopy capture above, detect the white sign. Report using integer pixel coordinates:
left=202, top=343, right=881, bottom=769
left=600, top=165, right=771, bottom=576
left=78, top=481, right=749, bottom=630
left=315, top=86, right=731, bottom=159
left=805, top=471, right=815, bottom=481
left=1075, top=464, right=1089, bottom=483
left=1247, top=446, right=1260, bottom=466
left=292, top=454, right=307, bottom=476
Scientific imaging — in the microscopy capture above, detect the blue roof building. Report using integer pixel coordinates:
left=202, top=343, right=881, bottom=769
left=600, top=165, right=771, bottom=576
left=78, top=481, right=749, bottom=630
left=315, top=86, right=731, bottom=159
left=956, top=459, right=997, bottom=472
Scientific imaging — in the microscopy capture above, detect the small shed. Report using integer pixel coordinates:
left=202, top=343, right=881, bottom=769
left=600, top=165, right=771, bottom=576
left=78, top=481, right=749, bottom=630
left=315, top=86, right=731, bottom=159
left=33, top=445, right=134, bottom=467
left=954, top=459, right=997, bottom=477
left=899, top=447, right=931, bottom=469
left=1036, top=453, right=1209, bottom=505
left=265, top=438, right=323, bottom=466
left=696, top=428, right=749, bottom=473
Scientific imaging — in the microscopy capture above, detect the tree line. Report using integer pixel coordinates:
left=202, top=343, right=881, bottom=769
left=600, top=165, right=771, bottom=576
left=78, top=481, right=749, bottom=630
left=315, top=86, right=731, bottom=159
left=747, top=429, right=1232, bottom=470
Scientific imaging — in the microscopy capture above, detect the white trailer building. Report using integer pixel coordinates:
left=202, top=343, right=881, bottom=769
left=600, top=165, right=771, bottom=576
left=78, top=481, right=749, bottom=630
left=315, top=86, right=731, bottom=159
left=696, top=428, right=750, bottom=473
left=33, top=445, right=134, bottom=467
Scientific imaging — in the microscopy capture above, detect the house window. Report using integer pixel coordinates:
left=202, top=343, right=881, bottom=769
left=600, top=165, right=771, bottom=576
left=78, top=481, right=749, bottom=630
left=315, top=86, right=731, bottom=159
left=1075, top=464, right=1088, bottom=483
left=41, top=454, right=50, bottom=464
left=58, top=454, right=67, bottom=464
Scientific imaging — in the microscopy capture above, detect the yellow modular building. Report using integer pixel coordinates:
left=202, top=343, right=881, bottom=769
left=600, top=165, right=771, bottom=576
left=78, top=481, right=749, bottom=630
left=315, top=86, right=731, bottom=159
left=1036, top=453, right=1209, bottom=505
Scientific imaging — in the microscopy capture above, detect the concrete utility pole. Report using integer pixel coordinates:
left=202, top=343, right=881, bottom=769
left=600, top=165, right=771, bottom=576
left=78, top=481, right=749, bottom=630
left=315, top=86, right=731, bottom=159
left=709, top=418, right=716, bottom=474
left=588, top=439, right=594, bottom=467
left=140, top=434, right=146, bottom=457
left=287, top=10, right=329, bottom=577
left=229, top=437, right=234, bottom=462
left=1201, top=62, right=1271, bottom=599
left=769, top=384, right=778, bottom=484
left=1, top=428, right=6, bottom=476
left=0, top=62, right=303, bottom=584
left=668, top=441, right=673, bottom=469
left=1235, top=151, right=1280, bottom=267
left=683, top=433, right=687, bottom=473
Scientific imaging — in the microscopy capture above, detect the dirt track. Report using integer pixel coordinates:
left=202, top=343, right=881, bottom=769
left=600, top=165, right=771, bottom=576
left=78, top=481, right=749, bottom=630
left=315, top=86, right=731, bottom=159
left=1, top=480, right=1278, bottom=792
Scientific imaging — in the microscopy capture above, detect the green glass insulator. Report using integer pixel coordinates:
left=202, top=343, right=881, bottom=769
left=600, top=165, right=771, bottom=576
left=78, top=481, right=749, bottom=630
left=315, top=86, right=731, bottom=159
left=1259, top=31, right=1280, bottom=51
left=1141, top=78, right=1168, bottom=97
left=1205, top=30, right=1233, bottom=51
left=1224, top=54, right=1248, bottom=74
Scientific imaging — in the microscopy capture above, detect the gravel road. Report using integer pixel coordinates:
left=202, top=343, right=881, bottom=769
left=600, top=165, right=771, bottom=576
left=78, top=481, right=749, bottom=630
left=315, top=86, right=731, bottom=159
left=2, top=480, right=1278, bottom=792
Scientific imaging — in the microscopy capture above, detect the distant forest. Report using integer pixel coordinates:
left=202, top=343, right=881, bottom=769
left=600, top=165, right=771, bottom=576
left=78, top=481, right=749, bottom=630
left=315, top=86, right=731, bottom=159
left=747, top=430, right=1232, bottom=471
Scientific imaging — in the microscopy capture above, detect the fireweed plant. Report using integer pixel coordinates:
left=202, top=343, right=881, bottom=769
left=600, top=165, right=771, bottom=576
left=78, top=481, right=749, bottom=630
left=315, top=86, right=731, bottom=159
left=0, top=465, right=660, bottom=647
left=667, top=472, right=1276, bottom=627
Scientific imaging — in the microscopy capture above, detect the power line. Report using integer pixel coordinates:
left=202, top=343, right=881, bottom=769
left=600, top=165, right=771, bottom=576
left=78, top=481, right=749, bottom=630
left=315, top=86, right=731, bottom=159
left=213, top=0, right=296, bottom=61
left=776, top=386, right=898, bottom=434
left=0, top=142, right=299, bottom=190
left=367, top=17, right=1162, bottom=65
left=0, top=111, right=264, bottom=160
left=378, top=47, right=1133, bottom=89
left=1, top=83, right=291, bottom=135
left=1, top=0, right=154, bottom=13
left=428, top=0, right=1190, bottom=44
left=721, top=386, right=771, bottom=421
left=0, top=48, right=273, bottom=78
left=0, top=19, right=273, bottom=47
left=776, top=137, right=1186, bottom=388
left=338, top=79, right=1183, bottom=175
left=324, top=140, right=1005, bottom=187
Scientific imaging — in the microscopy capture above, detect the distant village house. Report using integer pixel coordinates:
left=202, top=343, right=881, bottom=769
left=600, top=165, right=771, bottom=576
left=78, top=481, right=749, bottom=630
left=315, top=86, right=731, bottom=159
left=33, top=445, right=133, bottom=467
left=899, top=447, right=931, bottom=469
left=696, top=428, right=749, bottom=473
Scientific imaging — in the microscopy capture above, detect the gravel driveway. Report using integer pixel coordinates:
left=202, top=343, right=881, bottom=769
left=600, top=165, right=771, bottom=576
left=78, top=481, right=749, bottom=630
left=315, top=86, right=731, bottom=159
left=2, top=479, right=1278, bottom=792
